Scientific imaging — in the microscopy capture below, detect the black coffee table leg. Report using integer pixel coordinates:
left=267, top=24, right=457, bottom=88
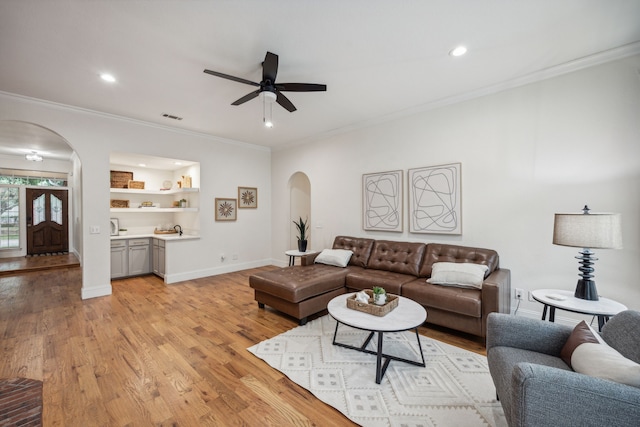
left=332, top=321, right=425, bottom=384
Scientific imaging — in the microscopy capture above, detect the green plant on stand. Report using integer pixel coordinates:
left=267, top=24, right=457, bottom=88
left=293, top=217, right=309, bottom=252
left=372, top=286, right=387, bottom=305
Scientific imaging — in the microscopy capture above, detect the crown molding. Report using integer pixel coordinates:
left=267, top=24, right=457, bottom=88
left=0, top=91, right=271, bottom=153
left=285, top=41, right=640, bottom=150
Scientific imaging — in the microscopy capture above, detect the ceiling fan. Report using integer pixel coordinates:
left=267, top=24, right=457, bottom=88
left=203, top=51, right=326, bottom=113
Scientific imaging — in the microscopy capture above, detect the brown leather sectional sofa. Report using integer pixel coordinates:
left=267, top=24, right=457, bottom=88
left=249, top=235, right=511, bottom=338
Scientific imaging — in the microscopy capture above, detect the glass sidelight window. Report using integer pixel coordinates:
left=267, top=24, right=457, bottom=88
left=0, top=187, right=19, bottom=249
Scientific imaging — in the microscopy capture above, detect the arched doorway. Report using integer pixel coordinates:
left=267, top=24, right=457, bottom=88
left=288, top=172, right=311, bottom=251
left=0, top=120, right=79, bottom=259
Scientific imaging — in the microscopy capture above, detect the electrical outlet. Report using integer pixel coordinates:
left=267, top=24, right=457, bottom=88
left=220, top=253, right=226, bottom=262
left=515, top=288, right=524, bottom=300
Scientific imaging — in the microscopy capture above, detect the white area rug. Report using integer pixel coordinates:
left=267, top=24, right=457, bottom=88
left=248, top=315, right=506, bottom=427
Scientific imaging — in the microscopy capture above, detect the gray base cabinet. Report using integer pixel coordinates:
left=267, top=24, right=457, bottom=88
left=152, top=238, right=166, bottom=278
left=110, top=240, right=128, bottom=279
left=110, top=238, right=152, bottom=279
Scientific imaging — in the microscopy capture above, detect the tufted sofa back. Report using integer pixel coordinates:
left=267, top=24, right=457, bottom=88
left=366, top=240, right=426, bottom=276
left=419, top=243, right=499, bottom=278
left=332, top=236, right=375, bottom=268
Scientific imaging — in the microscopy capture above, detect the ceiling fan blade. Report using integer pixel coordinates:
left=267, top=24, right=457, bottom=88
left=276, top=83, right=327, bottom=92
left=231, top=89, right=261, bottom=106
left=262, top=52, right=279, bottom=83
left=203, top=69, right=260, bottom=87
left=275, top=90, right=296, bottom=112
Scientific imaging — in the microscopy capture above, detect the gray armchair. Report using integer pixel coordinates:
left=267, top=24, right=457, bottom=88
left=486, top=310, right=640, bottom=427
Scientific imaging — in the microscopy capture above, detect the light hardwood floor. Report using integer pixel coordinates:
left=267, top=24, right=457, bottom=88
left=0, top=266, right=486, bottom=426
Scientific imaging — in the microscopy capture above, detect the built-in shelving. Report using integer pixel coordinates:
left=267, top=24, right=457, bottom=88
left=110, top=207, right=198, bottom=213
left=110, top=187, right=199, bottom=213
left=110, top=188, right=199, bottom=195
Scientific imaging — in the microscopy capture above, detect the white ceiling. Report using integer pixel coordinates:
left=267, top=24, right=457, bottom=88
left=1, top=0, right=640, bottom=163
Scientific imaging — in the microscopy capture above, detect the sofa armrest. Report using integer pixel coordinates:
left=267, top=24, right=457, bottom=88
left=482, top=268, right=511, bottom=314
left=510, top=362, right=640, bottom=426
left=300, top=252, right=320, bottom=266
left=487, top=312, right=573, bottom=357
left=479, top=268, right=511, bottom=337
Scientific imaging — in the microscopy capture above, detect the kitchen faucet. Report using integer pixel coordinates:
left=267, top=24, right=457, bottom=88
left=174, top=224, right=183, bottom=236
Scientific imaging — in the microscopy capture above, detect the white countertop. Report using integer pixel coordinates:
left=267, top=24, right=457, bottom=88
left=110, top=233, right=200, bottom=241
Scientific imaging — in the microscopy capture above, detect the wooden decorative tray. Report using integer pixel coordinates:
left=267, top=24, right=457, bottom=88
left=153, top=229, right=177, bottom=234
left=346, top=290, right=399, bottom=316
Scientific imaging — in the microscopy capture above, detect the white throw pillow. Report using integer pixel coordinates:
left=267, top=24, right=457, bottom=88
left=572, top=342, right=640, bottom=388
left=426, top=262, right=489, bottom=289
left=561, top=320, right=640, bottom=388
left=314, top=249, right=353, bottom=268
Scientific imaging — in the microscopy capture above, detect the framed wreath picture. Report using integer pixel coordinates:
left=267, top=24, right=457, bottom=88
left=215, top=198, right=237, bottom=221
left=238, top=186, right=258, bottom=208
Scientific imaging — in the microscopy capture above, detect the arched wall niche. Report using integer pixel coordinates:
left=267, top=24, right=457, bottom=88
left=288, top=171, right=311, bottom=251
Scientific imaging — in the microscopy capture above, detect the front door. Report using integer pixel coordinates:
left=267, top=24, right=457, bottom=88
left=26, top=188, right=69, bottom=255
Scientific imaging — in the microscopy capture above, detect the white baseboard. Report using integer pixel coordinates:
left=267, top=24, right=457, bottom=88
left=72, top=249, right=82, bottom=265
left=164, top=259, right=272, bottom=284
left=82, top=283, right=112, bottom=299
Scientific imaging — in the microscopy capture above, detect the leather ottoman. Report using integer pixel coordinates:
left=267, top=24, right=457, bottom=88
left=249, top=264, right=348, bottom=325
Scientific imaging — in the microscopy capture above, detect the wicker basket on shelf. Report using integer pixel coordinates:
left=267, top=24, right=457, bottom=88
left=110, top=170, right=133, bottom=188
left=110, top=199, right=129, bottom=208
left=127, top=180, right=145, bottom=189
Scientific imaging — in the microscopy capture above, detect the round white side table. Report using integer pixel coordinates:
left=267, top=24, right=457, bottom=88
left=285, top=249, right=316, bottom=266
left=531, top=289, right=627, bottom=331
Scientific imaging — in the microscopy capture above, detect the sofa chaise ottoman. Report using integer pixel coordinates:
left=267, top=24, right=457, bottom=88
left=249, top=236, right=373, bottom=325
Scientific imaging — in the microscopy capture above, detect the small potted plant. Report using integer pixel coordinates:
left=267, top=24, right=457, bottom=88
left=372, top=286, right=387, bottom=305
left=179, top=198, right=187, bottom=208
left=118, top=228, right=127, bottom=236
left=292, top=216, right=309, bottom=252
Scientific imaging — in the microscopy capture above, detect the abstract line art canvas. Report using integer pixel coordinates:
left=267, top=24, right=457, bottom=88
left=408, top=163, right=461, bottom=234
left=362, top=170, right=403, bottom=232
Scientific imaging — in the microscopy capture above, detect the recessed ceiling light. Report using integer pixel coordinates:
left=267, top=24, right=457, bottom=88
left=100, top=73, right=116, bottom=83
left=174, top=161, right=182, bottom=166
left=138, top=163, right=146, bottom=167
left=449, top=46, right=468, bottom=57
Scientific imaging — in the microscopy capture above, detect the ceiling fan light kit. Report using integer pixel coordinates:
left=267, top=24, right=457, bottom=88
left=262, top=91, right=276, bottom=128
left=204, top=51, right=326, bottom=127
left=26, top=151, right=43, bottom=162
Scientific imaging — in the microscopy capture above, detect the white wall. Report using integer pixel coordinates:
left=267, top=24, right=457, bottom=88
left=271, top=55, right=640, bottom=321
left=0, top=93, right=272, bottom=298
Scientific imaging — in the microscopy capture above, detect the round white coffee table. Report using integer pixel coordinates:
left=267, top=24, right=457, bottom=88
left=531, top=289, right=627, bottom=331
left=327, top=292, right=427, bottom=384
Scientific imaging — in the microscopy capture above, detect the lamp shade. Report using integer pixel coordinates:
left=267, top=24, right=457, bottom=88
left=553, top=212, right=622, bottom=249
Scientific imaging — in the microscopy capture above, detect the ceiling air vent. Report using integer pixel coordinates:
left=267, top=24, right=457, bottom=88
left=162, top=113, right=183, bottom=121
